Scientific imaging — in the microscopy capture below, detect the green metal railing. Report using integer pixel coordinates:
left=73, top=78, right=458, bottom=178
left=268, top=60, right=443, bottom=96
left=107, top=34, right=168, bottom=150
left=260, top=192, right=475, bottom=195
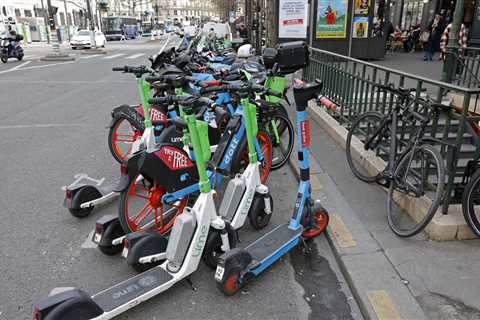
left=452, top=47, right=480, bottom=88
left=304, top=47, right=480, bottom=213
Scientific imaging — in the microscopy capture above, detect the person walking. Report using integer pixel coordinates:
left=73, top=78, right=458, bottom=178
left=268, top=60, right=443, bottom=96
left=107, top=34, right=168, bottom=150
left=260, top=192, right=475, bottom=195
left=424, top=14, right=444, bottom=60
left=440, top=23, right=467, bottom=61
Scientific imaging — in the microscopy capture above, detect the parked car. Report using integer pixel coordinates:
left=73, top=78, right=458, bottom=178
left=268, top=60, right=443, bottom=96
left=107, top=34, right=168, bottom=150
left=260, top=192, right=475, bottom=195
left=202, top=22, right=232, bottom=41
left=71, top=30, right=106, bottom=49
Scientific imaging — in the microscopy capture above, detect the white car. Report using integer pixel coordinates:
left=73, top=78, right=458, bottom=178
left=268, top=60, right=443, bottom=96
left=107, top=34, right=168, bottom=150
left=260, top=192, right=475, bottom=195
left=202, top=22, right=232, bottom=41
left=71, top=30, right=106, bottom=49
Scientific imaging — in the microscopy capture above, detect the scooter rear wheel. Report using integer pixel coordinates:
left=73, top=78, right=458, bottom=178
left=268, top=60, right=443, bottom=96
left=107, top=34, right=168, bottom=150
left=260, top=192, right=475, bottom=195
left=119, top=174, right=188, bottom=233
left=1, top=55, right=7, bottom=63
left=302, top=210, right=329, bottom=239
left=108, top=115, right=142, bottom=163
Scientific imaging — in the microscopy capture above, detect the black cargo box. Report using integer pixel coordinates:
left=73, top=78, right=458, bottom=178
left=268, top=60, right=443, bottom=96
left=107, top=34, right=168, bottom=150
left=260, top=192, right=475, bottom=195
left=276, top=41, right=309, bottom=74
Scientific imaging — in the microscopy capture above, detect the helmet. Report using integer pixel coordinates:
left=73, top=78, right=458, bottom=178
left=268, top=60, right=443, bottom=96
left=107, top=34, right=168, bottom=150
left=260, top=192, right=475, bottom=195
left=237, top=44, right=253, bottom=58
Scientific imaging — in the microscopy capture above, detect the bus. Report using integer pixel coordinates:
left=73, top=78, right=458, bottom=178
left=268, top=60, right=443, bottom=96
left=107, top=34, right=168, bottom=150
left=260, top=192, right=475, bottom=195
left=103, top=16, right=139, bottom=41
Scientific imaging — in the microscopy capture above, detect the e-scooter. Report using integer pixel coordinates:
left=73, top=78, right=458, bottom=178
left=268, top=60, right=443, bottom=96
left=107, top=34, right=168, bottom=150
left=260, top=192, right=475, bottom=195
left=214, top=79, right=330, bottom=295
left=33, top=105, right=269, bottom=320
left=122, top=91, right=274, bottom=272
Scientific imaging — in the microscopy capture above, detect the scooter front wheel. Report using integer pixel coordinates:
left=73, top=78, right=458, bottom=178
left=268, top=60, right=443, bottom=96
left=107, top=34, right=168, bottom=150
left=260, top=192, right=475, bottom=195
left=118, top=174, right=188, bottom=233
left=203, top=229, right=237, bottom=269
left=302, top=210, right=329, bottom=239
left=1, top=55, right=7, bottom=63
left=217, top=269, right=243, bottom=296
left=108, top=115, right=143, bottom=163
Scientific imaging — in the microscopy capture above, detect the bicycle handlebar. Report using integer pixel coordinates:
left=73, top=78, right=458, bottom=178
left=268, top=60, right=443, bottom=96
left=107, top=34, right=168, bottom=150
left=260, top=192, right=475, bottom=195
left=200, top=82, right=282, bottom=97
left=112, top=65, right=153, bottom=75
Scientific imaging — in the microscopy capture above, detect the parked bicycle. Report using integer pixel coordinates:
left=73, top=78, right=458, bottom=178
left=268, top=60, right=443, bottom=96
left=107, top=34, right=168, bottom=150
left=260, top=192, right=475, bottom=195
left=345, top=84, right=453, bottom=237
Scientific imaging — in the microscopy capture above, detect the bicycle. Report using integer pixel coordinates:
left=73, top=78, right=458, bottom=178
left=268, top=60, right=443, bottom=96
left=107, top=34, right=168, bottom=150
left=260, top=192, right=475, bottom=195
left=345, top=84, right=451, bottom=237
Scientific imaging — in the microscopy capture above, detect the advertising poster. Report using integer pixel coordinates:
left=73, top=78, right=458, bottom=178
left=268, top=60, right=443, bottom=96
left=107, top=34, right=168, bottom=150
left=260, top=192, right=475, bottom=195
left=354, top=0, right=369, bottom=15
left=352, top=16, right=369, bottom=38
left=316, top=0, right=348, bottom=38
left=279, top=0, right=308, bottom=38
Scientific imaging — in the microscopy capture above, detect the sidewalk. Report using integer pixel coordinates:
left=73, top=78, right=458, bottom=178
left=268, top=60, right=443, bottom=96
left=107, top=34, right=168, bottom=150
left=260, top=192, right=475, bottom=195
left=307, top=110, right=480, bottom=319
left=377, top=51, right=443, bottom=82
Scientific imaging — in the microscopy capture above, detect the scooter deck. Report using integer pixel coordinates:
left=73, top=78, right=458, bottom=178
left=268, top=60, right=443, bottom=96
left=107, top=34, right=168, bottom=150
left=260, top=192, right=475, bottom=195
left=246, top=223, right=302, bottom=264
left=92, top=266, right=173, bottom=313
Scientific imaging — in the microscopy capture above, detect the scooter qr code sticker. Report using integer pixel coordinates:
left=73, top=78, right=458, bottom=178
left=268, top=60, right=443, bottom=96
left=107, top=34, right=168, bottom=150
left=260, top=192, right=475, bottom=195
left=215, top=266, right=225, bottom=281
left=122, top=247, right=129, bottom=258
left=93, top=233, right=101, bottom=244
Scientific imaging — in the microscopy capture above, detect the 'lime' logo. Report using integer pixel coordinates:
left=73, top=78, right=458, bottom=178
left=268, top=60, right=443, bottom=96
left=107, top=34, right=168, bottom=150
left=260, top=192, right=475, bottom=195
left=192, top=225, right=208, bottom=257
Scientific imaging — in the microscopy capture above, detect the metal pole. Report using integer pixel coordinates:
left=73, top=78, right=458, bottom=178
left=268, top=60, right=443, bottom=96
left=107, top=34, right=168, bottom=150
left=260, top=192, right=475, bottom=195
left=440, top=0, right=464, bottom=84
left=40, top=0, right=51, bottom=43
left=63, top=0, right=70, bottom=41
left=85, top=0, right=96, bottom=48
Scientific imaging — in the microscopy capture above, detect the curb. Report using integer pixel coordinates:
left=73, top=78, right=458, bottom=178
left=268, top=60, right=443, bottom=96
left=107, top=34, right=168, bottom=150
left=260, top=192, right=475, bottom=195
left=81, top=49, right=107, bottom=55
left=288, top=154, right=428, bottom=320
left=307, top=102, right=476, bottom=241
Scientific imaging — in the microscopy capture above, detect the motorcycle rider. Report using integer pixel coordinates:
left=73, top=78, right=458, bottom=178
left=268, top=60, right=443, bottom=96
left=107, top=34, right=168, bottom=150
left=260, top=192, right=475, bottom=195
left=6, top=26, right=17, bottom=55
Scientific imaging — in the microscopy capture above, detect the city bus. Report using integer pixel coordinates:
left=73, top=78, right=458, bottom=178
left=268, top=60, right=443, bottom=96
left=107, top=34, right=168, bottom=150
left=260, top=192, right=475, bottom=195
left=103, top=16, right=139, bottom=40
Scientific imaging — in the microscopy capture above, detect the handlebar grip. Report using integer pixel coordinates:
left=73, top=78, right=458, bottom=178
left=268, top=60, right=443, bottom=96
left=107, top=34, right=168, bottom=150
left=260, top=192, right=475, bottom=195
left=318, top=96, right=337, bottom=112
left=144, top=76, right=162, bottom=82
left=148, top=96, right=171, bottom=105
left=265, top=88, right=282, bottom=98
left=170, top=116, right=188, bottom=131
left=112, top=67, right=126, bottom=72
left=200, top=86, right=224, bottom=94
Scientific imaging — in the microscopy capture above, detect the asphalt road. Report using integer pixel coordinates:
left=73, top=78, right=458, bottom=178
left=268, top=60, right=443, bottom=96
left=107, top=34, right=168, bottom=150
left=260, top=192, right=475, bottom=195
left=0, top=39, right=361, bottom=320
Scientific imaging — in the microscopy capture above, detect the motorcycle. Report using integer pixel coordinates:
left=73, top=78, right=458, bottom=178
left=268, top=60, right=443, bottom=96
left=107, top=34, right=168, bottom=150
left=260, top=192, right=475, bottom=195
left=1, top=34, right=24, bottom=63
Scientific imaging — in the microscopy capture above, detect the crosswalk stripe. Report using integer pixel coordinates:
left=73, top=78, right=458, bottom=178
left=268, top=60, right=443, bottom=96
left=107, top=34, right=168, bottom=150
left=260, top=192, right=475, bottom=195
left=79, top=54, right=102, bottom=59
left=23, top=55, right=40, bottom=60
left=125, top=53, right=145, bottom=59
left=102, top=53, right=125, bottom=60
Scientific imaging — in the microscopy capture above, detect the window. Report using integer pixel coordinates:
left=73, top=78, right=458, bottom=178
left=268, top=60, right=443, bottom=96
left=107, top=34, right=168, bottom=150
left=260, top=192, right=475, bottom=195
left=24, top=9, right=32, bottom=17
left=15, top=8, right=21, bottom=17
left=59, top=12, right=65, bottom=25
left=67, top=13, right=72, bottom=25
left=34, top=7, right=44, bottom=17
left=2, top=7, right=6, bottom=16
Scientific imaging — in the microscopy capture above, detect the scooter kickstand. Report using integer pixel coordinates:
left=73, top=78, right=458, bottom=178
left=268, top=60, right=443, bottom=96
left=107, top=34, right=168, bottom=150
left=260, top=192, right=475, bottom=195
left=185, top=277, right=197, bottom=291
left=300, top=237, right=312, bottom=255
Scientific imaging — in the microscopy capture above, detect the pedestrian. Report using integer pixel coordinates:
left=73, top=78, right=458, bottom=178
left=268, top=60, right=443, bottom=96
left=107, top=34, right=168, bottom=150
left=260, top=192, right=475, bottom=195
left=208, top=27, right=216, bottom=51
left=424, top=14, right=444, bottom=61
left=440, top=23, right=467, bottom=61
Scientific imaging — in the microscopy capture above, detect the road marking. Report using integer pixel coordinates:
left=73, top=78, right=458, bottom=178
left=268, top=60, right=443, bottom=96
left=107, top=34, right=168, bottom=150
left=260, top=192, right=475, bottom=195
left=0, top=123, right=85, bottom=130
left=329, top=214, right=357, bottom=248
left=81, top=230, right=98, bottom=249
left=102, top=53, right=125, bottom=59
left=0, top=61, right=75, bottom=74
left=125, top=53, right=145, bottom=59
left=0, top=60, right=31, bottom=74
left=79, top=54, right=103, bottom=59
left=367, top=290, right=401, bottom=320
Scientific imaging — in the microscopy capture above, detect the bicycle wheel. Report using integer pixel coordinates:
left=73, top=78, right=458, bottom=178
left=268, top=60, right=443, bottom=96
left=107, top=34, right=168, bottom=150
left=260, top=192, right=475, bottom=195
left=387, top=144, right=445, bottom=237
left=108, top=115, right=142, bottom=163
left=346, top=111, right=388, bottom=182
left=118, top=173, right=188, bottom=234
left=462, top=169, right=480, bottom=237
left=267, top=114, right=294, bottom=170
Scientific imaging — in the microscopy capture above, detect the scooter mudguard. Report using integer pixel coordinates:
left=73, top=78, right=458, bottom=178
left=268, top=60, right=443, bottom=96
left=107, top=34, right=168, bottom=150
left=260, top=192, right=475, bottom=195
left=64, top=185, right=101, bottom=210
left=109, top=105, right=144, bottom=131
left=34, top=288, right=102, bottom=320
left=215, top=248, right=252, bottom=283
left=124, top=231, right=168, bottom=265
left=94, top=215, right=125, bottom=248
left=138, top=144, right=198, bottom=193
left=113, top=151, right=143, bottom=193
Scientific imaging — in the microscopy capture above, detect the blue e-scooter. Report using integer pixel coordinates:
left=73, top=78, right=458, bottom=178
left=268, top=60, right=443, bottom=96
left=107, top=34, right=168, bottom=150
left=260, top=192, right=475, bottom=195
left=214, top=79, right=330, bottom=295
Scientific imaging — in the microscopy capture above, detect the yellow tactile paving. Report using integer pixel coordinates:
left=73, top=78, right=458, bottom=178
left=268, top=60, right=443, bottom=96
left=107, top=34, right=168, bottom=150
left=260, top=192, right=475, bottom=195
left=367, top=290, right=402, bottom=320
left=329, top=214, right=357, bottom=248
